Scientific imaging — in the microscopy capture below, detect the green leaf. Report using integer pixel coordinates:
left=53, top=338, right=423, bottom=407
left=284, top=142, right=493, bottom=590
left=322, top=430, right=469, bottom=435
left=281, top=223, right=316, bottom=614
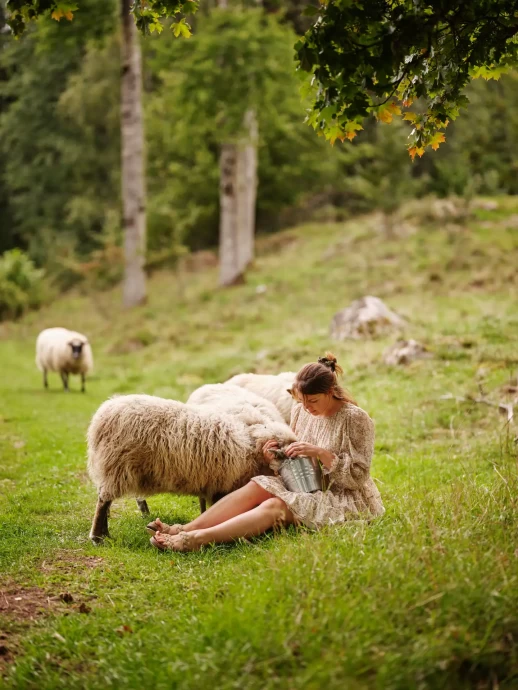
left=172, top=19, right=192, bottom=38
left=303, top=5, right=321, bottom=17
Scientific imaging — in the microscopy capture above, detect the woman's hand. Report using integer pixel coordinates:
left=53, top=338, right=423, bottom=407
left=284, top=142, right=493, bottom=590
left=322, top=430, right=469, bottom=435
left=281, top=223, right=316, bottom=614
left=262, top=439, right=280, bottom=461
left=284, top=442, right=334, bottom=467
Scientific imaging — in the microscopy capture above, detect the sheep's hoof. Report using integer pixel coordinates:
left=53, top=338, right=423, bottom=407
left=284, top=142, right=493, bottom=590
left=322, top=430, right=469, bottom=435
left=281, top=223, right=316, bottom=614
left=136, top=499, right=150, bottom=515
left=90, top=533, right=108, bottom=545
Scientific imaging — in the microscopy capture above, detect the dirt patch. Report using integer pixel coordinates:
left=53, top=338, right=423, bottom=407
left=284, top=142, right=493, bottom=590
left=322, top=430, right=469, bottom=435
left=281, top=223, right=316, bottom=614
left=0, top=585, right=61, bottom=622
left=40, top=550, right=104, bottom=576
left=0, top=558, right=101, bottom=673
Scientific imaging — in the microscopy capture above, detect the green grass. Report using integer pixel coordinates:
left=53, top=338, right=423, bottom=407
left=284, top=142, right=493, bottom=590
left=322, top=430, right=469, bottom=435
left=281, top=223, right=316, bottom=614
left=1, top=202, right=518, bottom=689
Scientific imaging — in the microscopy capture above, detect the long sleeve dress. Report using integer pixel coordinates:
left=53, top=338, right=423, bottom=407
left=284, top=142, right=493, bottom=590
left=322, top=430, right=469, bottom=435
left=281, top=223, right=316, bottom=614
left=252, top=402, right=385, bottom=529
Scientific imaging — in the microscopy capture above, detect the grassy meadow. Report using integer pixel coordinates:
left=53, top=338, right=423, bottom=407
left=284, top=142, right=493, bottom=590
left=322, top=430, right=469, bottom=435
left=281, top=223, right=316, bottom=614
left=0, top=199, right=517, bottom=689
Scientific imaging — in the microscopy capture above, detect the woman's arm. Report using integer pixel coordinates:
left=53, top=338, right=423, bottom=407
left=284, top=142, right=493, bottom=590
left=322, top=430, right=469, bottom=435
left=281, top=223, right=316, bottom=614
left=284, top=408, right=375, bottom=490
left=323, top=410, right=375, bottom=490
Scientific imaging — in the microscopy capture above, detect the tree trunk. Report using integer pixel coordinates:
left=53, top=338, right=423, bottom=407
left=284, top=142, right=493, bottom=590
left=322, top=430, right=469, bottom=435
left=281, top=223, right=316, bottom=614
left=239, top=108, right=258, bottom=272
left=121, top=0, right=146, bottom=307
left=218, top=110, right=258, bottom=287
left=219, top=144, right=243, bottom=286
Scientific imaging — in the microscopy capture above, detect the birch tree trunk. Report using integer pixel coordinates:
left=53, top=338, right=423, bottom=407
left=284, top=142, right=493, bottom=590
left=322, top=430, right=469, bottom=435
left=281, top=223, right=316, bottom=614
left=121, top=0, right=146, bottom=307
left=239, top=108, right=258, bottom=272
left=218, top=110, right=258, bottom=287
left=219, top=144, right=242, bottom=286
left=217, top=0, right=258, bottom=287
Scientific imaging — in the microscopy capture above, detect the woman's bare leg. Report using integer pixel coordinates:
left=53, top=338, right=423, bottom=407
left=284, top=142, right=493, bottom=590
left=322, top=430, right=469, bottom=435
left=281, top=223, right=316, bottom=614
left=153, top=497, right=296, bottom=551
left=153, top=481, right=272, bottom=535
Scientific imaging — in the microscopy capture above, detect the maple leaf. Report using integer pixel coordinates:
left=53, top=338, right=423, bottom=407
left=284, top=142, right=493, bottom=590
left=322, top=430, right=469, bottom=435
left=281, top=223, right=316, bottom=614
left=387, top=103, right=401, bottom=116
left=408, top=146, right=425, bottom=161
left=378, top=109, right=393, bottom=124
left=402, top=99, right=414, bottom=107
left=344, top=121, right=363, bottom=140
left=172, top=18, right=192, bottom=37
left=402, top=112, right=417, bottom=123
left=430, top=132, right=446, bottom=151
left=51, top=4, right=77, bottom=21
left=377, top=102, right=401, bottom=123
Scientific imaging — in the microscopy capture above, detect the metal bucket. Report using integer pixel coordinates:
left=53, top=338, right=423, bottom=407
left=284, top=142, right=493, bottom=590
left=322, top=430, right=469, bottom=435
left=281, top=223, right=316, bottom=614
left=278, top=455, right=322, bottom=494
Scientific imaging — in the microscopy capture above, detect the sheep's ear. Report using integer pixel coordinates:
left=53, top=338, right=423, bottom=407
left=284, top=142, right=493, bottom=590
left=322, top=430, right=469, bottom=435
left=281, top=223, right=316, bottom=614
left=67, top=341, right=73, bottom=347
left=287, top=389, right=296, bottom=400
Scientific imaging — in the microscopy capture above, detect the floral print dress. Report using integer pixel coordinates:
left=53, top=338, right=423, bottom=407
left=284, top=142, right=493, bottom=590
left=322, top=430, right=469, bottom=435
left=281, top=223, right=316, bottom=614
left=252, top=402, right=384, bottom=529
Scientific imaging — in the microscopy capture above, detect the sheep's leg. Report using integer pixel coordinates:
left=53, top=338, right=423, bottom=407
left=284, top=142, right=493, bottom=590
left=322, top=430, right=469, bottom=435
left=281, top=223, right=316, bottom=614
left=43, top=370, right=48, bottom=389
left=61, top=371, right=69, bottom=392
left=81, top=373, right=86, bottom=393
left=210, top=493, right=227, bottom=506
left=90, top=497, right=112, bottom=544
left=199, top=496, right=207, bottom=513
left=136, top=498, right=150, bottom=515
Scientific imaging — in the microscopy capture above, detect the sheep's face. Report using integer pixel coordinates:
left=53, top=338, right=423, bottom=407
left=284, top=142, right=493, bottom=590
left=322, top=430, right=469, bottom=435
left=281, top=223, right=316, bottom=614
left=68, top=339, right=85, bottom=360
left=250, top=421, right=296, bottom=457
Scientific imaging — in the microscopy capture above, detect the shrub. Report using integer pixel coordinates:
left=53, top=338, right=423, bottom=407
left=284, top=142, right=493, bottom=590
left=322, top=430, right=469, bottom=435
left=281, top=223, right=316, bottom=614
left=0, top=249, right=46, bottom=321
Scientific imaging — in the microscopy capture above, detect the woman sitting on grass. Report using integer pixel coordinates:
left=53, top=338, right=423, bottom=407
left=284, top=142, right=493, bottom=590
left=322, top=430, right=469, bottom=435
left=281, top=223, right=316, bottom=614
left=148, top=352, right=384, bottom=552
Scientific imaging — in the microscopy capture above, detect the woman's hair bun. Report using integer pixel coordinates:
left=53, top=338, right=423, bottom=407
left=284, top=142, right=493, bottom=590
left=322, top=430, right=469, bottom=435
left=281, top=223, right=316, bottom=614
left=318, top=352, right=343, bottom=376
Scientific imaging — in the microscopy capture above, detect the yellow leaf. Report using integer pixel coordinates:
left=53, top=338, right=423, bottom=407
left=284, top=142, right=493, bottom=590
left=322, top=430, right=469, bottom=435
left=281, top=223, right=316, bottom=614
left=377, top=101, right=401, bottom=123
left=387, top=102, right=401, bottom=116
left=345, top=130, right=357, bottom=141
left=402, top=98, right=414, bottom=107
left=430, top=132, right=446, bottom=151
left=378, top=109, right=393, bottom=124
left=402, top=112, right=417, bottom=123
left=64, top=10, right=74, bottom=20
left=51, top=8, right=64, bottom=20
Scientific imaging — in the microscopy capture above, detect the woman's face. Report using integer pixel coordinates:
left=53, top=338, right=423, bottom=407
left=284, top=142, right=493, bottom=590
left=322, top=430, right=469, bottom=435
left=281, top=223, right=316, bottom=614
left=296, top=392, right=334, bottom=416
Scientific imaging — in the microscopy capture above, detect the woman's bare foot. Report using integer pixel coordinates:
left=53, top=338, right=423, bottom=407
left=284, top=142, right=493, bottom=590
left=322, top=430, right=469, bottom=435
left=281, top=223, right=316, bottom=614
left=146, top=517, right=183, bottom=536
left=150, top=530, right=203, bottom=552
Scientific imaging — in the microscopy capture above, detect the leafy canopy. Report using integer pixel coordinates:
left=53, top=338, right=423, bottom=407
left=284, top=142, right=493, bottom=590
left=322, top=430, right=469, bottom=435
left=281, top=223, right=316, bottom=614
left=296, top=0, right=518, bottom=156
left=6, top=0, right=518, bottom=156
left=5, top=0, right=198, bottom=36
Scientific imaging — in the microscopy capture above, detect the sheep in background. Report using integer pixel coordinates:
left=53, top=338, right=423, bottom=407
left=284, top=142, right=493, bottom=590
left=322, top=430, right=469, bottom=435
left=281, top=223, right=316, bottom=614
left=36, top=327, right=93, bottom=393
left=87, top=393, right=296, bottom=543
left=187, top=383, right=285, bottom=425
left=224, top=371, right=296, bottom=423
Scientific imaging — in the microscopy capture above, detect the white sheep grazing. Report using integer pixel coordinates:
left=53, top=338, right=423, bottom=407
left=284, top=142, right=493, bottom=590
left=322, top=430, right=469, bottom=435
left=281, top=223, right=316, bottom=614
left=36, top=327, right=93, bottom=393
left=87, top=393, right=296, bottom=543
left=187, top=383, right=285, bottom=425
left=224, top=371, right=297, bottom=423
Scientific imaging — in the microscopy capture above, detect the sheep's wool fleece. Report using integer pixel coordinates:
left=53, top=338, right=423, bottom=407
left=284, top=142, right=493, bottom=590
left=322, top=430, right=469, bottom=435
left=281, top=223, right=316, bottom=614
left=187, top=383, right=284, bottom=425
left=225, top=372, right=296, bottom=424
left=36, top=327, right=93, bottom=375
left=87, top=394, right=296, bottom=500
left=253, top=402, right=385, bottom=528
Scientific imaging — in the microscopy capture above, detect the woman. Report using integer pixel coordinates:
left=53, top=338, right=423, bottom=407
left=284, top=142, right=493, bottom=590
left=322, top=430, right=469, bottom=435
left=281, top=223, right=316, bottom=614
left=149, top=353, right=384, bottom=552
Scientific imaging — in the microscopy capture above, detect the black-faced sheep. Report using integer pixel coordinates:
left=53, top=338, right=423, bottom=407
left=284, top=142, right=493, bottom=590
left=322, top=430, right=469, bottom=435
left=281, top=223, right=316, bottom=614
left=224, top=371, right=296, bottom=424
left=36, top=327, right=93, bottom=393
left=87, top=393, right=296, bottom=543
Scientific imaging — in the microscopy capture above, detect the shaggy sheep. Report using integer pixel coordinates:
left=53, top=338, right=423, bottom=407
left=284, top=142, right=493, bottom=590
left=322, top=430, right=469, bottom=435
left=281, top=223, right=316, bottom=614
left=87, top=393, right=296, bottom=543
left=187, top=383, right=285, bottom=425
left=224, top=371, right=296, bottom=423
left=36, top=327, right=93, bottom=393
